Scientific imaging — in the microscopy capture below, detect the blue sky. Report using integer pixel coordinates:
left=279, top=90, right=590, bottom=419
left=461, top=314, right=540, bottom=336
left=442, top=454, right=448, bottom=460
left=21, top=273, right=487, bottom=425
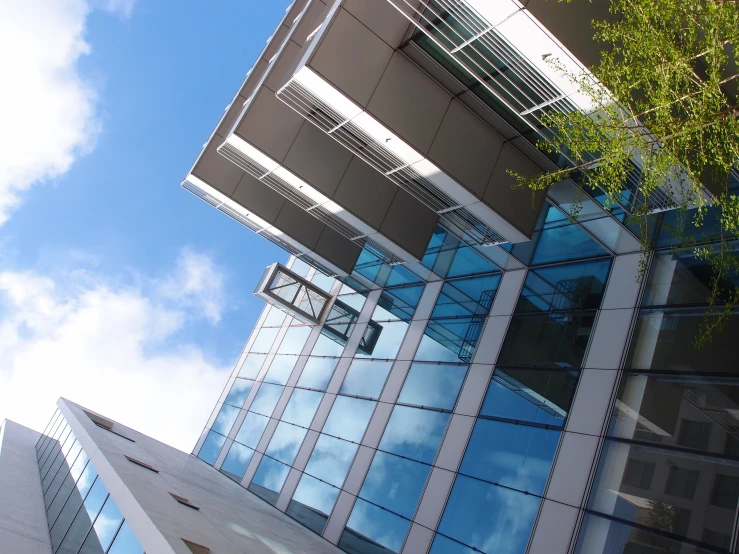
left=0, top=0, right=291, bottom=450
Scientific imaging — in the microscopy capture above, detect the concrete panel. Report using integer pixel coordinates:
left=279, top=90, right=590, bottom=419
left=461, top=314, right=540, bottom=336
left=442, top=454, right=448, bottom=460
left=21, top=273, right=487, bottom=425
left=583, top=309, right=635, bottom=370
left=333, top=158, right=397, bottom=228
left=292, top=0, right=332, bottom=46
left=368, top=53, right=452, bottom=154
left=283, top=120, right=354, bottom=197
left=192, top=143, right=244, bottom=196
left=342, top=445, right=375, bottom=495
left=380, top=189, right=439, bottom=260
left=361, top=402, right=394, bottom=449
left=600, top=253, right=642, bottom=310
left=0, top=421, right=53, bottom=554
left=235, top=88, right=307, bottom=163
left=545, top=431, right=600, bottom=508
left=343, top=0, right=412, bottom=47
left=470, top=315, right=511, bottom=365
left=434, top=414, right=474, bottom=472
left=310, top=9, right=394, bottom=107
left=263, top=24, right=291, bottom=63
left=483, top=143, right=546, bottom=238
left=565, top=369, right=619, bottom=437
left=457, top=90, right=519, bottom=140
left=428, top=99, right=504, bottom=197
left=323, top=490, right=357, bottom=544
left=401, top=523, right=434, bottom=554
left=232, top=173, right=287, bottom=223
left=527, top=499, right=579, bottom=554
left=413, top=467, right=455, bottom=529
left=455, top=363, right=494, bottom=416
left=215, top=94, right=248, bottom=139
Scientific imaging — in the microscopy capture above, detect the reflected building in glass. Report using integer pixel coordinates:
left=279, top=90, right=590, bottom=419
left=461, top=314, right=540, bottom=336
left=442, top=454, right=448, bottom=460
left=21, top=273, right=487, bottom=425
left=0, top=399, right=344, bottom=554
left=180, top=1, right=739, bottom=554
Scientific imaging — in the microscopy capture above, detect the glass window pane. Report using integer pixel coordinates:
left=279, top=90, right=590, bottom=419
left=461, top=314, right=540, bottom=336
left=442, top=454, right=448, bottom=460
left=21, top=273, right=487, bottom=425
left=80, top=496, right=123, bottom=554
left=429, top=534, right=479, bottom=554
left=304, top=435, right=357, bottom=487
left=626, top=307, right=739, bottom=374
left=399, top=362, right=468, bottom=410
left=197, top=431, right=226, bottom=465
left=415, top=332, right=467, bottom=363
left=287, top=474, right=340, bottom=535
left=498, top=312, right=596, bottom=368
left=265, top=422, right=307, bottom=465
left=588, top=440, right=739, bottom=544
left=239, top=353, right=267, bottom=379
left=290, top=258, right=310, bottom=277
left=221, top=442, right=254, bottom=481
left=341, top=498, right=410, bottom=554
left=378, top=406, right=449, bottom=464
left=516, top=259, right=611, bottom=314
left=481, top=368, right=579, bottom=427
left=311, top=271, right=335, bottom=292
left=235, top=412, right=270, bottom=449
left=107, top=521, right=144, bottom=554
left=224, top=379, right=253, bottom=408
left=337, top=292, right=366, bottom=312
left=431, top=274, right=501, bottom=319
left=438, top=475, right=540, bottom=554
left=297, top=357, right=338, bottom=391
left=49, top=467, right=98, bottom=550
left=212, top=404, right=239, bottom=436
left=574, top=512, right=718, bottom=554
left=249, top=456, right=290, bottom=504
left=359, top=451, right=430, bottom=518
left=339, top=360, right=393, bottom=399
left=460, top=419, right=560, bottom=495
left=250, top=383, right=284, bottom=416
left=264, top=355, right=298, bottom=385
left=282, top=389, right=323, bottom=427
left=609, top=372, right=739, bottom=457
left=322, top=396, right=375, bottom=443
left=357, top=320, right=408, bottom=359
left=47, top=472, right=78, bottom=529
left=263, top=307, right=287, bottom=327
left=311, top=333, right=345, bottom=357
left=251, top=328, right=280, bottom=353
left=375, top=284, right=425, bottom=321
left=277, top=326, right=312, bottom=355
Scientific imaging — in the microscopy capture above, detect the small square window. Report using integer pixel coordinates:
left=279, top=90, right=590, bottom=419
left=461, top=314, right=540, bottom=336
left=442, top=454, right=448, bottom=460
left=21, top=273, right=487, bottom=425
left=171, top=493, right=200, bottom=511
left=125, top=455, right=158, bottom=473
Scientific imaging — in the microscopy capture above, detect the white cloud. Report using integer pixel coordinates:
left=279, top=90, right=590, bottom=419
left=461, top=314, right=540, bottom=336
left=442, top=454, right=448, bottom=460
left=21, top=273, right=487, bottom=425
left=0, top=0, right=135, bottom=225
left=157, top=248, right=227, bottom=325
left=0, top=250, right=231, bottom=453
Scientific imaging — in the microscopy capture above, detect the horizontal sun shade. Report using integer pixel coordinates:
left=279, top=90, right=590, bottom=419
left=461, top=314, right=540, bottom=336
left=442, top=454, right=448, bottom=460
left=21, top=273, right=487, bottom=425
left=277, top=66, right=526, bottom=246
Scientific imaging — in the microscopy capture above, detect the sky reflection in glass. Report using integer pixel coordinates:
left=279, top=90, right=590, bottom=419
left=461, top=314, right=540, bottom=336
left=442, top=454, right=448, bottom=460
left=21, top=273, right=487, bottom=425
left=339, top=360, right=393, bottom=399
left=221, top=442, right=254, bottom=480
left=282, top=388, right=323, bottom=427
left=212, top=404, right=239, bottom=435
left=297, top=357, right=338, bottom=390
left=250, top=383, right=284, bottom=417
left=322, top=396, right=376, bottom=443
left=359, top=451, right=430, bottom=518
left=399, top=362, right=467, bottom=410
left=277, top=326, right=312, bottom=355
left=379, top=405, right=448, bottom=464
left=264, top=355, right=298, bottom=385
left=342, top=498, right=410, bottom=554
left=235, top=412, right=269, bottom=449
left=239, top=353, right=267, bottom=379
left=304, top=435, right=357, bottom=488
left=265, top=422, right=307, bottom=465
left=224, top=378, right=253, bottom=408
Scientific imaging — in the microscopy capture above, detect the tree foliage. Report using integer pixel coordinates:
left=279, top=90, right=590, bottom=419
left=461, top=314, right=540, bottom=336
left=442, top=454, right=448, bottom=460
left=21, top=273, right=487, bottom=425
left=511, top=0, right=739, bottom=346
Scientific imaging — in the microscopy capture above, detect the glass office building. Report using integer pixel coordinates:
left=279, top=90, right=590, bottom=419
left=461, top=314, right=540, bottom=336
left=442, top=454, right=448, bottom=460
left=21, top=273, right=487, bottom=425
left=182, top=1, right=739, bottom=554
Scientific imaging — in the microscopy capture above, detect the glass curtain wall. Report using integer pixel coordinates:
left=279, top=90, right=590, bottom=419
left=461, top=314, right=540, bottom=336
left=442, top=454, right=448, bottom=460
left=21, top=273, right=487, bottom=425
left=35, top=410, right=144, bottom=554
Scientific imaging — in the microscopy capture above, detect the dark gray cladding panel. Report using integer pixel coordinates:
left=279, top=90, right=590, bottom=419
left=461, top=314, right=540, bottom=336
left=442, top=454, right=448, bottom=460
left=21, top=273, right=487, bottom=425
left=232, top=173, right=287, bottom=224
left=524, top=0, right=612, bottom=69
left=333, top=158, right=398, bottom=229
left=310, top=8, right=394, bottom=108
left=428, top=99, right=505, bottom=198
left=380, top=189, right=439, bottom=260
left=314, top=226, right=362, bottom=275
left=283, top=119, right=354, bottom=198
left=367, top=52, right=453, bottom=155
left=274, top=200, right=325, bottom=250
left=235, top=88, right=307, bottom=163
left=483, top=143, right=547, bottom=238
left=192, top=142, right=244, bottom=197
left=342, top=0, right=414, bottom=48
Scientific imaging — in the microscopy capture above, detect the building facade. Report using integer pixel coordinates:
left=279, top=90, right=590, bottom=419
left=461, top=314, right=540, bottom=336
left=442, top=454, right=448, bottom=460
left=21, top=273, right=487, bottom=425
left=1, top=399, right=344, bottom=554
left=186, top=1, right=739, bottom=554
